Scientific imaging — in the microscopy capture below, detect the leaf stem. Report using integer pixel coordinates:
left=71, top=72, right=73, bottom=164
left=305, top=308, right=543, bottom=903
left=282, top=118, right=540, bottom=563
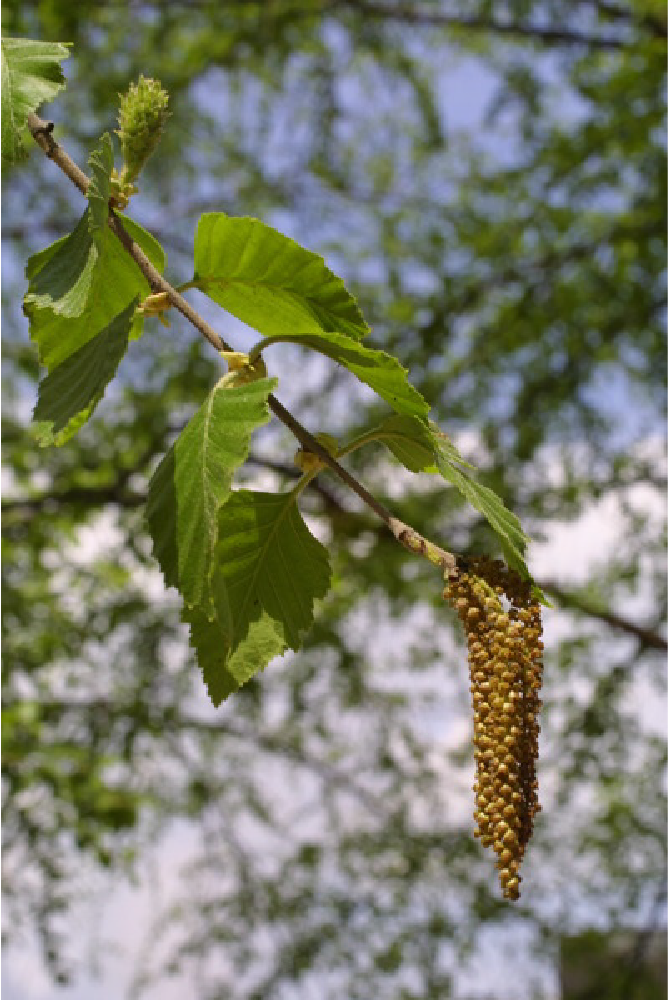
left=337, top=428, right=389, bottom=459
left=27, top=114, right=458, bottom=578
left=248, top=335, right=293, bottom=363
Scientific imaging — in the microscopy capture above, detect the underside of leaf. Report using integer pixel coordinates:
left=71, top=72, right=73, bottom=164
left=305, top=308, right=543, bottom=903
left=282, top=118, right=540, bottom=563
left=33, top=297, right=138, bottom=446
left=185, top=489, right=331, bottom=705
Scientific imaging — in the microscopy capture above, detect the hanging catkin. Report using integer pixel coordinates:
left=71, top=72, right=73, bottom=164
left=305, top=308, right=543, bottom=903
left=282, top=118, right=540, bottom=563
left=444, top=557, right=543, bottom=900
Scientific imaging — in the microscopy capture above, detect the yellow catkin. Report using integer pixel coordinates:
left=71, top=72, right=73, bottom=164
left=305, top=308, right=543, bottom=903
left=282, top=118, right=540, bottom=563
left=443, top=556, right=543, bottom=900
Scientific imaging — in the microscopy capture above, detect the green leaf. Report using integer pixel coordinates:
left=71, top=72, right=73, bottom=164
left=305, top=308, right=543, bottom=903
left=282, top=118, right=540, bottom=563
left=146, top=378, right=277, bottom=609
left=372, top=414, right=436, bottom=472
left=24, top=212, right=166, bottom=369
left=33, top=297, right=138, bottom=447
left=368, top=414, right=473, bottom=472
left=427, top=419, right=476, bottom=470
left=185, top=607, right=287, bottom=707
left=25, top=211, right=97, bottom=319
left=374, top=415, right=531, bottom=578
left=87, top=133, right=114, bottom=243
left=261, top=332, right=430, bottom=419
left=185, top=489, right=331, bottom=706
left=1, top=37, right=70, bottom=165
left=435, top=457, right=531, bottom=577
left=193, top=212, right=369, bottom=340
left=211, top=489, right=332, bottom=649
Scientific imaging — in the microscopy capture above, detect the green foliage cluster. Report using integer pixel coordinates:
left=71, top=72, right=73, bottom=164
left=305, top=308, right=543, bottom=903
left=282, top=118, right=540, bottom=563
left=7, top=41, right=536, bottom=710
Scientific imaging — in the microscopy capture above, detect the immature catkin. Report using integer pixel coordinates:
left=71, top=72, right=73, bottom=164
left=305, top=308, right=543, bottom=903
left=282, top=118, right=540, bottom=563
left=116, top=76, right=170, bottom=183
left=443, top=556, right=543, bottom=900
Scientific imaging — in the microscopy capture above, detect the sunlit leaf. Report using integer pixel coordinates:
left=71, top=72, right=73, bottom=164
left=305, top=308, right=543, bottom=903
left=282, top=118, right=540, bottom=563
left=435, top=457, right=531, bottom=577
left=185, top=607, right=288, bottom=707
left=24, top=212, right=166, bottom=368
left=146, top=378, right=277, bottom=609
left=1, top=36, right=70, bottom=164
left=374, top=414, right=531, bottom=577
left=260, top=332, right=429, bottom=418
left=360, top=414, right=473, bottom=472
left=193, top=212, right=369, bottom=340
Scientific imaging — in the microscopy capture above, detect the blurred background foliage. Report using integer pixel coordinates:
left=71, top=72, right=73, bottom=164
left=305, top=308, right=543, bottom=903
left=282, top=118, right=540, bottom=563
left=2, top=2, right=666, bottom=997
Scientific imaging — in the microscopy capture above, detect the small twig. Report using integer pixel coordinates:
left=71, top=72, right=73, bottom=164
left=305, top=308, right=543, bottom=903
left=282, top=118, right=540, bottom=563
left=27, top=114, right=458, bottom=576
left=266, top=394, right=456, bottom=573
left=27, top=113, right=233, bottom=355
left=108, top=214, right=234, bottom=354
left=28, top=112, right=91, bottom=194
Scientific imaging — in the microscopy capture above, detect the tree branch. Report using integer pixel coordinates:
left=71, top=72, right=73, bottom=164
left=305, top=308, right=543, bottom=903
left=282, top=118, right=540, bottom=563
left=335, top=0, right=635, bottom=50
left=442, top=219, right=666, bottom=318
left=575, top=0, right=666, bottom=38
left=540, top=579, right=667, bottom=652
left=1, top=484, right=144, bottom=520
left=0, top=451, right=344, bottom=520
left=26, top=113, right=457, bottom=577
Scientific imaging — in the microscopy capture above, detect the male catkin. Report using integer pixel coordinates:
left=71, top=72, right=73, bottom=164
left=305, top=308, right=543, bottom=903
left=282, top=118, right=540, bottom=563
left=444, top=557, right=543, bottom=900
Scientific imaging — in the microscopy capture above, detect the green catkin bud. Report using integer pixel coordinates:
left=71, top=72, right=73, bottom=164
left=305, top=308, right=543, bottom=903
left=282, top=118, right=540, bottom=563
left=443, top=555, right=543, bottom=901
left=116, top=76, right=170, bottom=184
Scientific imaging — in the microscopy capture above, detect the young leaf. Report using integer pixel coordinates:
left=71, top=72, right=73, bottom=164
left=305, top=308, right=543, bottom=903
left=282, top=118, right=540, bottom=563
left=24, top=212, right=166, bottom=369
left=87, top=133, right=114, bottom=242
left=435, top=457, right=531, bottom=577
left=33, top=297, right=138, bottom=447
left=427, top=419, right=476, bottom=469
left=146, top=378, right=278, bottom=609
left=193, top=212, right=369, bottom=340
left=369, top=414, right=439, bottom=472
left=373, top=415, right=474, bottom=472
left=374, top=414, right=531, bottom=577
left=186, top=489, right=332, bottom=706
left=259, top=332, right=429, bottom=419
left=1, top=37, right=70, bottom=165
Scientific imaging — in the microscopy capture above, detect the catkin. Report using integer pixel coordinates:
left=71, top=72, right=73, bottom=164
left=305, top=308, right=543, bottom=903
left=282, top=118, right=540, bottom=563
left=116, top=76, right=170, bottom=183
left=443, top=556, right=543, bottom=900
